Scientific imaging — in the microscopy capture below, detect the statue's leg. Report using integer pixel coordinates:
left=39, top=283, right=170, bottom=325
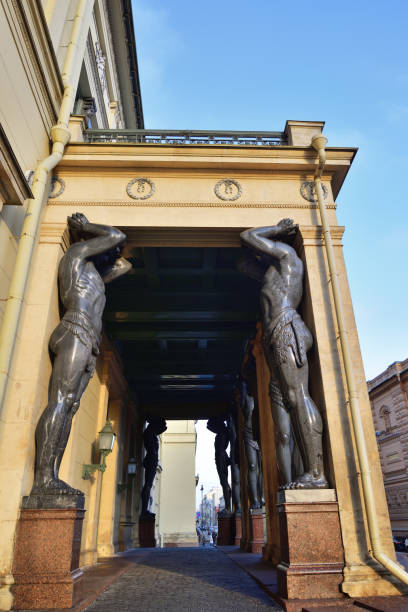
left=257, top=449, right=265, bottom=505
left=141, top=458, right=157, bottom=515
left=246, top=444, right=261, bottom=508
left=278, top=351, right=328, bottom=489
left=269, top=376, right=292, bottom=486
left=54, top=354, right=96, bottom=477
left=231, top=463, right=241, bottom=512
left=219, top=468, right=232, bottom=511
left=32, top=331, right=92, bottom=494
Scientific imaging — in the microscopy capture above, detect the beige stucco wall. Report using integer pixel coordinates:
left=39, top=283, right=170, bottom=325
left=159, top=420, right=197, bottom=547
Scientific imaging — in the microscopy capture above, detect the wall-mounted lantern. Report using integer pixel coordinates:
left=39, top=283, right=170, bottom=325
left=127, top=457, right=137, bottom=475
left=117, top=457, right=138, bottom=493
left=82, top=419, right=116, bottom=480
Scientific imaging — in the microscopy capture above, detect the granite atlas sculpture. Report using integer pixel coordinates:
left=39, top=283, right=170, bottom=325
left=140, top=418, right=167, bottom=518
left=239, top=219, right=328, bottom=490
left=239, top=370, right=264, bottom=509
left=28, top=213, right=131, bottom=507
left=227, top=410, right=241, bottom=514
left=207, top=417, right=232, bottom=515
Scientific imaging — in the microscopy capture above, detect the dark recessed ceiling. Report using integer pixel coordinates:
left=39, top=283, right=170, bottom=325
left=104, top=246, right=259, bottom=418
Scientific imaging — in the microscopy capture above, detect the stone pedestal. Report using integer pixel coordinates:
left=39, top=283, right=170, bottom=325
left=250, top=508, right=264, bottom=554
left=276, top=490, right=344, bottom=606
left=234, top=513, right=242, bottom=546
left=139, top=515, right=156, bottom=547
left=217, top=513, right=234, bottom=546
left=12, top=507, right=85, bottom=609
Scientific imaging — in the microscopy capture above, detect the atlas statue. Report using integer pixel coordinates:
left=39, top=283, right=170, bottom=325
left=239, top=219, right=328, bottom=489
left=141, top=418, right=167, bottom=518
left=227, top=409, right=241, bottom=514
left=207, top=417, right=232, bottom=515
left=29, top=213, right=131, bottom=505
left=239, top=362, right=264, bottom=508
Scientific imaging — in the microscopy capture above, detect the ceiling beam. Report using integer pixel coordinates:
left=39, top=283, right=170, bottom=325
left=104, top=311, right=256, bottom=323
left=108, top=329, right=252, bottom=340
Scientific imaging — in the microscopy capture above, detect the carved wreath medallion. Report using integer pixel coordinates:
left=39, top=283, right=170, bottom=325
left=300, top=181, right=328, bottom=202
left=214, top=178, right=242, bottom=201
left=48, top=177, right=65, bottom=199
left=126, top=178, right=155, bottom=200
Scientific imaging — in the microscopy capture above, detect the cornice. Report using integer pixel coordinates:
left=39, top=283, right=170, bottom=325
left=300, top=225, right=345, bottom=246
left=39, top=223, right=70, bottom=251
left=58, top=145, right=354, bottom=198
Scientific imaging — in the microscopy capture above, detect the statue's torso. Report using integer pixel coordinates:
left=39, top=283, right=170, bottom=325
left=260, top=260, right=303, bottom=331
left=59, top=258, right=106, bottom=334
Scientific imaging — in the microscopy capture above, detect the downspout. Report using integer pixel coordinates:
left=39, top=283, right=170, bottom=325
left=311, top=134, right=408, bottom=587
left=0, top=0, right=91, bottom=412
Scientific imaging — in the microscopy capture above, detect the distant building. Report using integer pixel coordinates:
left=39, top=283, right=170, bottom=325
left=368, top=359, right=408, bottom=536
left=201, top=486, right=223, bottom=527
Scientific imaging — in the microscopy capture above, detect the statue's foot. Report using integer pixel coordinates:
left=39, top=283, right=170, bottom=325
left=281, top=473, right=329, bottom=490
left=249, top=502, right=261, bottom=510
left=31, top=477, right=83, bottom=497
left=140, top=510, right=155, bottom=519
left=218, top=508, right=232, bottom=517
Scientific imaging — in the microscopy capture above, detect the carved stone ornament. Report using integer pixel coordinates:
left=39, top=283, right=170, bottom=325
left=300, top=181, right=328, bottom=202
left=126, top=178, right=155, bottom=200
left=48, top=177, right=65, bottom=199
left=214, top=178, right=242, bottom=201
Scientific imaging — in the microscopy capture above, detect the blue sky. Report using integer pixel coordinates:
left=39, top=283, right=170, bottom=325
left=131, top=0, right=408, bottom=500
left=132, top=0, right=408, bottom=381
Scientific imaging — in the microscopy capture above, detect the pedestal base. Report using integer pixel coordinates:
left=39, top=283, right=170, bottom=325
left=250, top=508, right=264, bottom=553
left=234, top=513, right=242, bottom=546
left=139, top=515, right=156, bottom=547
left=276, top=489, right=344, bottom=602
left=217, top=514, right=234, bottom=546
left=12, top=507, right=85, bottom=609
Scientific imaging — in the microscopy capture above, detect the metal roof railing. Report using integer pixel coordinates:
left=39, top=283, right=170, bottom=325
left=84, top=129, right=287, bottom=146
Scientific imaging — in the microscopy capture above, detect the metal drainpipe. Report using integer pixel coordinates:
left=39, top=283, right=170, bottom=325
left=311, top=134, right=408, bottom=587
left=0, top=0, right=93, bottom=413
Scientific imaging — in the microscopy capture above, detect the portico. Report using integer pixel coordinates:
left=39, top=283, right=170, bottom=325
left=1, top=120, right=403, bottom=609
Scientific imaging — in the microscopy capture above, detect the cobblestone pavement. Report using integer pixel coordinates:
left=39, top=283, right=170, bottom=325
left=85, top=547, right=282, bottom=611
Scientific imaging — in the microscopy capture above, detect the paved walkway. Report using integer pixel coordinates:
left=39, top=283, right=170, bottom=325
left=84, top=547, right=281, bottom=611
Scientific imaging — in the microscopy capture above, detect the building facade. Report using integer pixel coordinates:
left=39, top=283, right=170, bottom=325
left=368, top=359, right=408, bottom=537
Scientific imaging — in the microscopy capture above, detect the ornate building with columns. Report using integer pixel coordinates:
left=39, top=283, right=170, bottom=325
left=0, top=1, right=407, bottom=611
left=368, top=359, right=408, bottom=537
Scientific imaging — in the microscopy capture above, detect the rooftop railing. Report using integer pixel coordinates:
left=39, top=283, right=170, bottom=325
left=84, top=129, right=287, bottom=146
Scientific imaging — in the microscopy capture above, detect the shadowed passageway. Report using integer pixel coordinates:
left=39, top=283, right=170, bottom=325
left=84, top=548, right=281, bottom=611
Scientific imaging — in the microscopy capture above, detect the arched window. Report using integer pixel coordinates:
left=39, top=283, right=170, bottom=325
left=379, top=405, right=392, bottom=432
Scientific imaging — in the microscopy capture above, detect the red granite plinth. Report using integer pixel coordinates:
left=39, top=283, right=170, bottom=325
left=276, top=490, right=344, bottom=603
left=12, top=508, right=85, bottom=609
left=139, top=515, right=156, bottom=547
left=249, top=508, right=264, bottom=554
left=234, top=513, right=242, bottom=546
left=217, top=514, right=234, bottom=546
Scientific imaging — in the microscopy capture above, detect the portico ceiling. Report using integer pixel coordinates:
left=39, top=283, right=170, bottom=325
left=104, top=245, right=260, bottom=419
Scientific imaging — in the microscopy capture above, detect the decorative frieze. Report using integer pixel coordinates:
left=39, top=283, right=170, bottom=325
left=48, top=199, right=337, bottom=209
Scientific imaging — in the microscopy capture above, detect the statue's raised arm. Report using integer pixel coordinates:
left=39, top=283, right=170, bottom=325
left=240, top=218, right=298, bottom=261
